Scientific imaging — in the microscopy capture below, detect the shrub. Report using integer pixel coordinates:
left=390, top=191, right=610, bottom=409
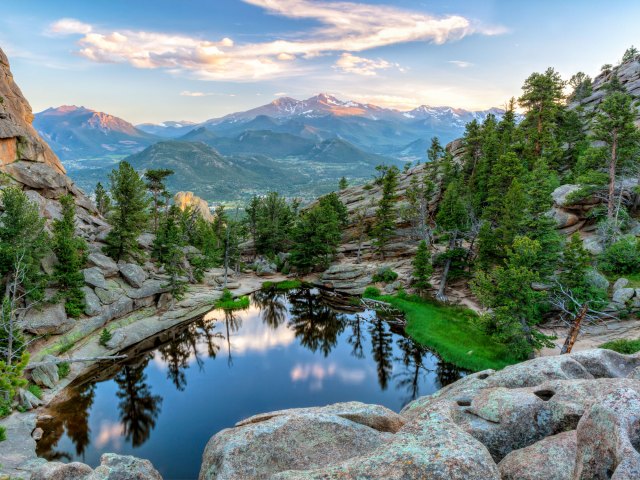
left=363, top=286, right=381, bottom=298
left=27, top=384, right=43, bottom=400
left=0, top=425, right=6, bottom=441
left=600, top=337, right=640, bottom=354
left=58, top=338, right=75, bottom=354
left=99, top=328, right=112, bottom=347
left=57, top=362, right=70, bottom=378
left=215, top=289, right=250, bottom=310
left=372, top=267, right=398, bottom=283
left=599, top=237, right=640, bottom=274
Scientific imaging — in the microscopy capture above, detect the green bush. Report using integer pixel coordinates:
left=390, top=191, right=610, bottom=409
left=372, top=267, right=398, bottom=283
left=57, top=362, right=70, bottom=378
left=99, top=328, right=112, bottom=347
left=600, top=337, right=640, bottom=354
left=27, top=384, right=43, bottom=400
left=215, top=289, right=250, bottom=310
left=599, top=237, right=640, bottom=274
left=262, top=280, right=302, bottom=290
left=363, top=286, right=381, bottom=298
left=0, top=425, right=6, bottom=442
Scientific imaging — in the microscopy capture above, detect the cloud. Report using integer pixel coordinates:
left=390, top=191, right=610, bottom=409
left=49, top=0, right=504, bottom=81
left=290, top=362, right=367, bottom=390
left=180, top=90, right=214, bottom=97
left=448, top=60, right=474, bottom=68
left=334, top=53, right=396, bottom=76
left=273, top=92, right=288, bottom=96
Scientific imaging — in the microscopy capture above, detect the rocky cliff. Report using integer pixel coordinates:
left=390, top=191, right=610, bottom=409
left=201, top=348, right=640, bottom=479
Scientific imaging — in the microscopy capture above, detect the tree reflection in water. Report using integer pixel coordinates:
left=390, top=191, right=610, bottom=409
left=36, top=287, right=466, bottom=465
left=114, top=355, right=163, bottom=447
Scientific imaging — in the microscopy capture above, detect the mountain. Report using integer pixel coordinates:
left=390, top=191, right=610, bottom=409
left=34, top=106, right=158, bottom=160
left=136, top=120, right=197, bottom=138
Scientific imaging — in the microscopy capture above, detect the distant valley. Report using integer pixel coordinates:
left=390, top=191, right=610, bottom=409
left=35, top=94, right=506, bottom=201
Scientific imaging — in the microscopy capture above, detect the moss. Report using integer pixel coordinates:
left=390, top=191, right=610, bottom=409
left=367, top=292, right=519, bottom=371
left=262, top=279, right=303, bottom=290
left=600, top=337, right=640, bottom=354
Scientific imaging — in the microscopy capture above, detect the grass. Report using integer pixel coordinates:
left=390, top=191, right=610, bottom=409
left=600, top=337, right=640, bottom=354
left=57, top=362, right=70, bottom=378
left=27, top=384, right=43, bottom=400
left=262, top=279, right=303, bottom=290
left=367, top=292, right=519, bottom=372
left=58, top=338, right=75, bottom=354
left=215, top=289, right=250, bottom=310
left=0, top=425, right=5, bottom=442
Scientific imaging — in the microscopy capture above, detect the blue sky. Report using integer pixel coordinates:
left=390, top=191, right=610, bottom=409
left=1, top=0, right=638, bottom=123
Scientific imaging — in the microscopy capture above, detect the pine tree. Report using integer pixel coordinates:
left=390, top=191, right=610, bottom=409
left=371, top=165, right=399, bottom=258
left=591, top=90, right=640, bottom=219
left=95, top=182, right=111, bottom=216
left=339, top=177, right=348, bottom=190
left=412, top=240, right=433, bottom=295
left=289, top=203, right=341, bottom=273
left=104, top=161, right=150, bottom=261
left=52, top=195, right=87, bottom=317
left=319, top=192, right=348, bottom=228
left=145, top=169, right=174, bottom=232
left=427, top=137, right=443, bottom=163
left=153, top=206, right=187, bottom=298
left=472, top=236, right=554, bottom=359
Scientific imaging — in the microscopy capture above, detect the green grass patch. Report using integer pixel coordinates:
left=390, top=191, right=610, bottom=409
left=608, top=272, right=640, bottom=289
left=600, top=337, right=640, bottom=354
left=215, top=289, right=250, bottom=310
left=57, top=362, right=70, bottom=378
left=262, top=279, right=303, bottom=290
left=27, top=384, right=43, bottom=400
left=367, top=292, right=519, bottom=371
left=0, top=425, right=6, bottom=442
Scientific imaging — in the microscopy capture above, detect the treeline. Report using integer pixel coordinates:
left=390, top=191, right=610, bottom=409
left=403, top=46, right=640, bottom=360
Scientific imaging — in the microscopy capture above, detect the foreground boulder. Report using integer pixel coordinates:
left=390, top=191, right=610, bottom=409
left=32, top=454, right=162, bottom=480
left=201, top=349, right=640, bottom=479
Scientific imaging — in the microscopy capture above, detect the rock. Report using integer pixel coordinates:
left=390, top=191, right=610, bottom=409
left=87, top=253, right=119, bottom=277
left=498, top=430, right=577, bottom=480
left=83, top=267, right=107, bottom=289
left=88, top=453, right=161, bottom=480
left=122, top=279, right=167, bottom=299
left=119, top=263, right=148, bottom=288
left=40, top=251, right=57, bottom=276
left=17, top=388, right=43, bottom=410
left=105, top=329, right=127, bottom=350
left=31, top=427, right=43, bottom=441
left=384, top=280, right=402, bottom=294
left=549, top=207, right=580, bottom=228
left=586, top=269, right=610, bottom=291
left=200, top=410, right=393, bottom=480
left=583, top=236, right=604, bottom=255
left=552, top=184, right=583, bottom=207
left=137, top=232, right=156, bottom=249
left=320, top=263, right=374, bottom=295
left=94, top=280, right=124, bottom=305
left=32, top=461, right=94, bottom=480
left=22, top=302, right=73, bottom=335
left=613, top=278, right=630, bottom=291
left=157, top=292, right=173, bottom=310
left=175, top=191, right=214, bottom=222
left=30, top=355, right=59, bottom=389
left=612, top=287, right=635, bottom=305
left=83, top=286, right=103, bottom=316
left=252, top=257, right=277, bottom=276
left=574, top=387, right=640, bottom=479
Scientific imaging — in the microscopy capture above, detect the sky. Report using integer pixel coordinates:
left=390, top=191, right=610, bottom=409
left=1, top=0, right=639, bottom=124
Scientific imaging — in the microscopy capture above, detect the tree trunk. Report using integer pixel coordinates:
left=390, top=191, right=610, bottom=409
left=436, top=232, right=456, bottom=302
left=608, top=130, right=618, bottom=219
left=561, top=303, right=589, bottom=354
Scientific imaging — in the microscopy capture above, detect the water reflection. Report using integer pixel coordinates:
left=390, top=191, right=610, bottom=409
left=37, top=287, right=465, bottom=478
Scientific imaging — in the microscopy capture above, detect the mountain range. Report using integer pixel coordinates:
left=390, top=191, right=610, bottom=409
left=34, top=94, right=506, bottom=201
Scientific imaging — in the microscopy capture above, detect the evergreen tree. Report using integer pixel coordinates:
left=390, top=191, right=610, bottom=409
left=402, top=174, right=435, bottom=243
left=339, top=177, right=348, bottom=190
left=591, top=90, right=640, bottom=219
left=253, top=192, right=295, bottom=255
left=568, top=72, right=592, bottom=102
left=427, top=136, right=444, bottom=163
left=289, top=203, right=341, bottom=273
left=145, top=169, right=174, bottom=232
left=94, top=182, right=111, bottom=216
left=153, top=206, right=187, bottom=299
left=371, top=165, right=399, bottom=258
left=412, top=240, right=432, bottom=295
left=52, top=195, right=87, bottom=317
left=518, top=67, right=565, bottom=165
left=319, top=192, right=348, bottom=227
left=104, top=162, right=150, bottom=261
left=472, top=236, right=554, bottom=359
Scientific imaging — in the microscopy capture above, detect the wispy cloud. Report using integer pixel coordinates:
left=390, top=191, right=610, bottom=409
left=47, top=0, right=504, bottom=81
left=334, top=53, right=397, bottom=76
left=180, top=90, right=214, bottom=97
left=449, top=60, right=474, bottom=68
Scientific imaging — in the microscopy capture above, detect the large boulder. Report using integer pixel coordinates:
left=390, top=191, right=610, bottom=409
left=83, top=267, right=107, bottom=289
left=202, top=350, right=640, bottom=479
left=32, top=462, right=94, bottom=480
left=94, top=280, right=124, bottom=305
left=22, top=302, right=73, bottom=335
left=30, top=355, right=59, bottom=389
left=87, top=253, right=119, bottom=277
left=83, top=286, right=103, bottom=316
left=88, top=453, right=162, bottom=480
left=119, top=263, right=148, bottom=288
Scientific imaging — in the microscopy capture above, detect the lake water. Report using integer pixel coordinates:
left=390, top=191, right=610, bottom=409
left=37, top=287, right=464, bottom=480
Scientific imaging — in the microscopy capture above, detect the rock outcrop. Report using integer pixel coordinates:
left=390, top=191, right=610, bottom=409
left=201, top=349, right=640, bottom=480
left=175, top=191, right=214, bottom=222
left=31, top=453, right=162, bottom=480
